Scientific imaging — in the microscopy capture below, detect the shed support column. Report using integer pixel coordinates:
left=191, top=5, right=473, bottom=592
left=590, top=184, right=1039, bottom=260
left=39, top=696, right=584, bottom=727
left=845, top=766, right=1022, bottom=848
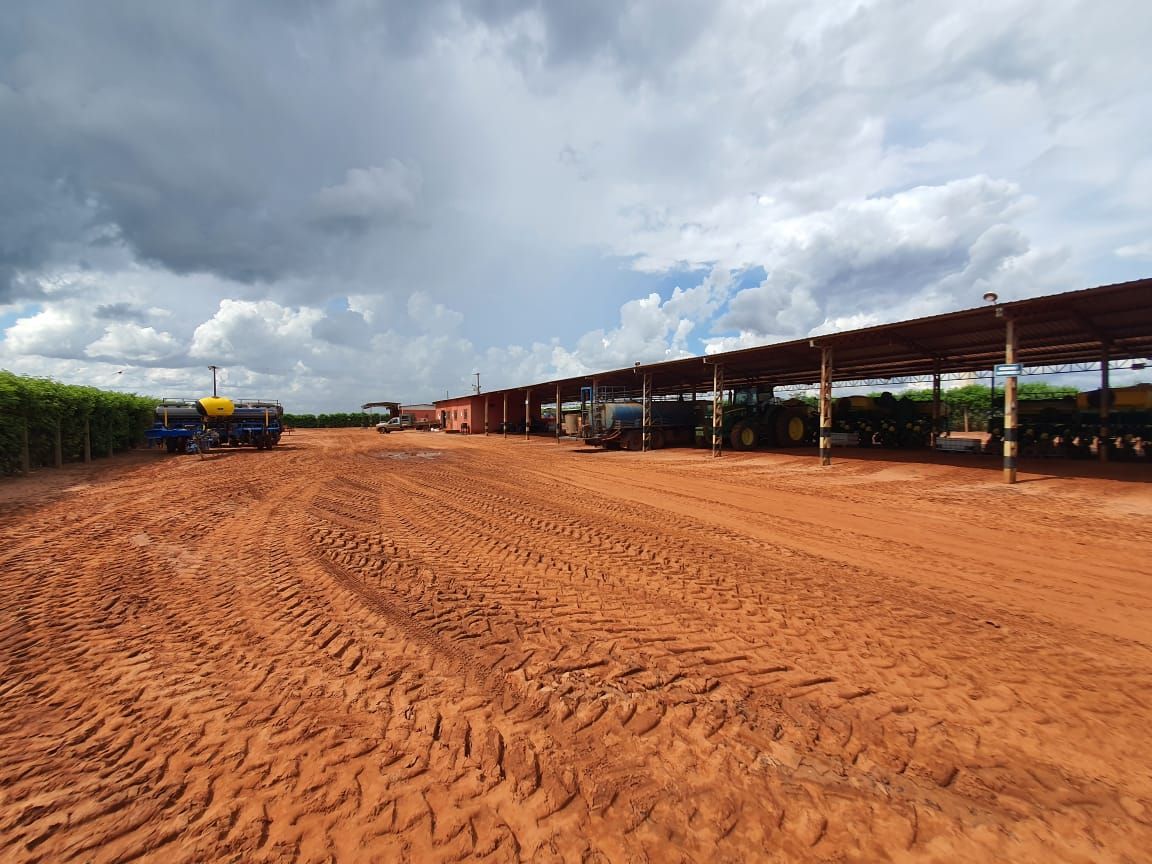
left=642, top=372, right=652, bottom=452
left=931, top=361, right=942, bottom=448
left=580, top=387, right=587, bottom=440
left=591, top=378, right=599, bottom=439
left=556, top=384, right=561, bottom=443
left=1003, top=318, right=1018, bottom=484
left=485, top=399, right=489, bottom=436
left=819, top=347, right=833, bottom=466
left=503, top=393, right=508, bottom=439
left=711, top=363, right=724, bottom=458
left=525, top=390, right=531, bottom=441
left=1099, top=348, right=1111, bottom=463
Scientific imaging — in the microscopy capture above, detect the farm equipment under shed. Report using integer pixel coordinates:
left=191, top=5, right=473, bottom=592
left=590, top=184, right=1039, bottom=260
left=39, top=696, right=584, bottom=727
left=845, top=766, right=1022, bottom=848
left=987, top=384, right=1152, bottom=460
left=581, top=399, right=700, bottom=450
left=146, top=397, right=284, bottom=454
left=579, top=386, right=818, bottom=451
left=833, top=393, right=937, bottom=448
left=724, top=391, right=816, bottom=450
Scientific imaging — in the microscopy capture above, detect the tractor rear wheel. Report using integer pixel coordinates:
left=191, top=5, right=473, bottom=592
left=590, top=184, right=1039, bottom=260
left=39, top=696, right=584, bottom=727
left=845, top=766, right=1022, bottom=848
left=730, top=420, right=759, bottom=450
left=773, top=407, right=809, bottom=447
left=650, top=429, right=665, bottom=450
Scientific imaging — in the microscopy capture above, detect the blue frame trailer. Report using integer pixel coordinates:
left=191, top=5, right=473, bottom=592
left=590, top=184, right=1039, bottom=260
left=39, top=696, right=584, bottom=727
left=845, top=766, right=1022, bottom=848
left=146, top=397, right=284, bottom=454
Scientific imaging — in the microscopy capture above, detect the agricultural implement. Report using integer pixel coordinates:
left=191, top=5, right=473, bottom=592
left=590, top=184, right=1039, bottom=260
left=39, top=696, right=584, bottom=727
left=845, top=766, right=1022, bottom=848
left=146, top=397, right=284, bottom=455
left=832, top=393, right=936, bottom=449
left=987, top=384, right=1152, bottom=460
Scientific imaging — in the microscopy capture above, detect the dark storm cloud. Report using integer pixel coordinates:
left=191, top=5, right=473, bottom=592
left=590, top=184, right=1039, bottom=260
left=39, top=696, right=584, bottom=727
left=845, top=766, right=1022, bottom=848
left=93, top=302, right=149, bottom=323
left=0, top=1, right=457, bottom=299
left=0, top=0, right=696, bottom=305
left=467, top=0, right=712, bottom=82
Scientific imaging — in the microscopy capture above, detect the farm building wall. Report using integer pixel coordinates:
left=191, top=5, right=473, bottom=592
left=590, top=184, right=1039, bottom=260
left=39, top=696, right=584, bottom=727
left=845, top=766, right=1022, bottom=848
left=435, top=396, right=484, bottom=433
left=435, top=394, right=540, bottom=433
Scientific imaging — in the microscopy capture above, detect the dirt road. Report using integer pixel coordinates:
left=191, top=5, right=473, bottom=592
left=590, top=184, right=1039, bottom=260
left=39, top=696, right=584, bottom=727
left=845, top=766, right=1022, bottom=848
left=2, top=430, right=1150, bottom=862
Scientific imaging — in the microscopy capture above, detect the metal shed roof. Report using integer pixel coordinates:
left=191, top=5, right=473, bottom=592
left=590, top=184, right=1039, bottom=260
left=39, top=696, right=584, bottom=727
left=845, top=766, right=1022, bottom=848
left=472, top=277, right=1152, bottom=402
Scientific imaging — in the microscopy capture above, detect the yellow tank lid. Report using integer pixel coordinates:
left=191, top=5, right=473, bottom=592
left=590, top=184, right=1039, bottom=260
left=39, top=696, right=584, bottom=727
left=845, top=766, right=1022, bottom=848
left=197, top=397, right=235, bottom=417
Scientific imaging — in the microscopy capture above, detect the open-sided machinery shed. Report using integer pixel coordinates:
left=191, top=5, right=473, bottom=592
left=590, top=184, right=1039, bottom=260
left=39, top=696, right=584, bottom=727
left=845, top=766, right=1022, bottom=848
left=453, top=278, right=1152, bottom=483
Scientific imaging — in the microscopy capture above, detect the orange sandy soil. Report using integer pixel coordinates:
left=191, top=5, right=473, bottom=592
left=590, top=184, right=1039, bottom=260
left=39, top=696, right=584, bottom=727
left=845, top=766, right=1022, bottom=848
left=2, top=430, right=1151, bottom=864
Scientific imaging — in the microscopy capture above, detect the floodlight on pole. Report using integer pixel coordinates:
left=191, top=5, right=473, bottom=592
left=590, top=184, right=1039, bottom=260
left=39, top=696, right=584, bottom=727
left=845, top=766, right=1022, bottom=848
left=208, top=365, right=219, bottom=397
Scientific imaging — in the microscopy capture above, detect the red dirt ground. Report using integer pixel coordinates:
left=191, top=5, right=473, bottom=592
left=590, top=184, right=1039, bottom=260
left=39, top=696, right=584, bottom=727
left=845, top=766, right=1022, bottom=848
left=1, top=429, right=1150, bottom=863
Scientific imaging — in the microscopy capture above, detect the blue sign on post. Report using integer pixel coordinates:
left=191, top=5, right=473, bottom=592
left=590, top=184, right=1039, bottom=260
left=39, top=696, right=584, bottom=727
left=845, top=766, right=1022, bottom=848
left=994, top=363, right=1022, bottom=376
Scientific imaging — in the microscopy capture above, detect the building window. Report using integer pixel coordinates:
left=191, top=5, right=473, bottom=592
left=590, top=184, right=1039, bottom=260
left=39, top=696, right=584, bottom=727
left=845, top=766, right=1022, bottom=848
left=463, top=409, right=468, bottom=420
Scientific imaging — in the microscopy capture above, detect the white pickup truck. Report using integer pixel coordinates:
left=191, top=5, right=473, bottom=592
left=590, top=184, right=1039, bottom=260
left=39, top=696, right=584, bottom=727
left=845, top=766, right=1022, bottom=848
left=375, top=414, right=435, bottom=433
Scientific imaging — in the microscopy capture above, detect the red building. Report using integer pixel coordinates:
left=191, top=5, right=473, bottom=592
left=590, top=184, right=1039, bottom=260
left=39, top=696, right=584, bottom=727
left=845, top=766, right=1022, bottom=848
left=435, top=392, right=551, bottom=434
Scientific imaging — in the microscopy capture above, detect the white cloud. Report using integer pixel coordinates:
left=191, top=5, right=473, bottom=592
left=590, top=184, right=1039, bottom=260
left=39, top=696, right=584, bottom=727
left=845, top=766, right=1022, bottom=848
left=713, top=177, right=1072, bottom=340
left=4, top=306, right=103, bottom=358
left=189, top=300, right=324, bottom=374
left=85, top=322, right=181, bottom=364
left=1116, top=240, right=1152, bottom=261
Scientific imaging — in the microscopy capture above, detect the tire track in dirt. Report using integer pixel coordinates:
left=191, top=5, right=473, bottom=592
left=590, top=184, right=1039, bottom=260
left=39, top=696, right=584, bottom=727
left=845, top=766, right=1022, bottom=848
left=352, top=442, right=1152, bottom=861
left=2, top=431, right=1150, bottom=863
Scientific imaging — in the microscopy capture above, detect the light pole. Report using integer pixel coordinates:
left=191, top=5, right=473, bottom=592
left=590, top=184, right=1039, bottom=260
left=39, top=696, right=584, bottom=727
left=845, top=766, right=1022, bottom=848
left=208, top=365, right=219, bottom=397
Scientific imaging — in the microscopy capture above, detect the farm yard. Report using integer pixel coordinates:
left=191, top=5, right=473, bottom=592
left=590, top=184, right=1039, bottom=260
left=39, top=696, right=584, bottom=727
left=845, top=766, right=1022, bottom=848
left=2, top=429, right=1151, bottom=863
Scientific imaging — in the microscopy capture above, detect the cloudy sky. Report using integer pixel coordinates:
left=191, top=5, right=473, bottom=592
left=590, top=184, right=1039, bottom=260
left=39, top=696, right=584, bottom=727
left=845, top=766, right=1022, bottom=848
left=1, top=0, right=1149, bottom=412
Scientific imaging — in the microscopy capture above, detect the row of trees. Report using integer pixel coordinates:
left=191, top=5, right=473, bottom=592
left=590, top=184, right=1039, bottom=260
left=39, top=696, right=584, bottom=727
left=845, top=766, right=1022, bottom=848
left=0, top=373, right=394, bottom=475
left=0, top=371, right=157, bottom=476
left=282, top=412, right=386, bottom=428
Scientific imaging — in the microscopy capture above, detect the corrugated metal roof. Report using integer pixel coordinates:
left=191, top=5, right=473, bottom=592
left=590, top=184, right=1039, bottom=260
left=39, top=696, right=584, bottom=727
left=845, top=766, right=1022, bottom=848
left=467, top=278, right=1152, bottom=401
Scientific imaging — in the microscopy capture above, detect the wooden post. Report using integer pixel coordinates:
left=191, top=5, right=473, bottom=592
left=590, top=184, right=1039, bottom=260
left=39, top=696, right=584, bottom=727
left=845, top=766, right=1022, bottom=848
left=931, top=361, right=942, bottom=448
left=503, top=393, right=508, bottom=439
left=711, top=363, right=724, bottom=457
left=55, top=421, right=63, bottom=468
left=1003, top=318, right=1018, bottom=484
left=555, top=384, right=561, bottom=444
left=1099, top=347, right=1110, bottom=463
left=83, top=417, right=92, bottom=463
left=819, top=346, right=834, bottom=466
left=642, top=372, right=652, bottom=452
left=20, top=416, right=31, bottom=474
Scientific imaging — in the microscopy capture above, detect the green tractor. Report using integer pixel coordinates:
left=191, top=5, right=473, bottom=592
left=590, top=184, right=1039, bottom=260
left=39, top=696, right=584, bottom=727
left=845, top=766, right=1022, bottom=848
left=719, top=389, right=815, bottom=451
